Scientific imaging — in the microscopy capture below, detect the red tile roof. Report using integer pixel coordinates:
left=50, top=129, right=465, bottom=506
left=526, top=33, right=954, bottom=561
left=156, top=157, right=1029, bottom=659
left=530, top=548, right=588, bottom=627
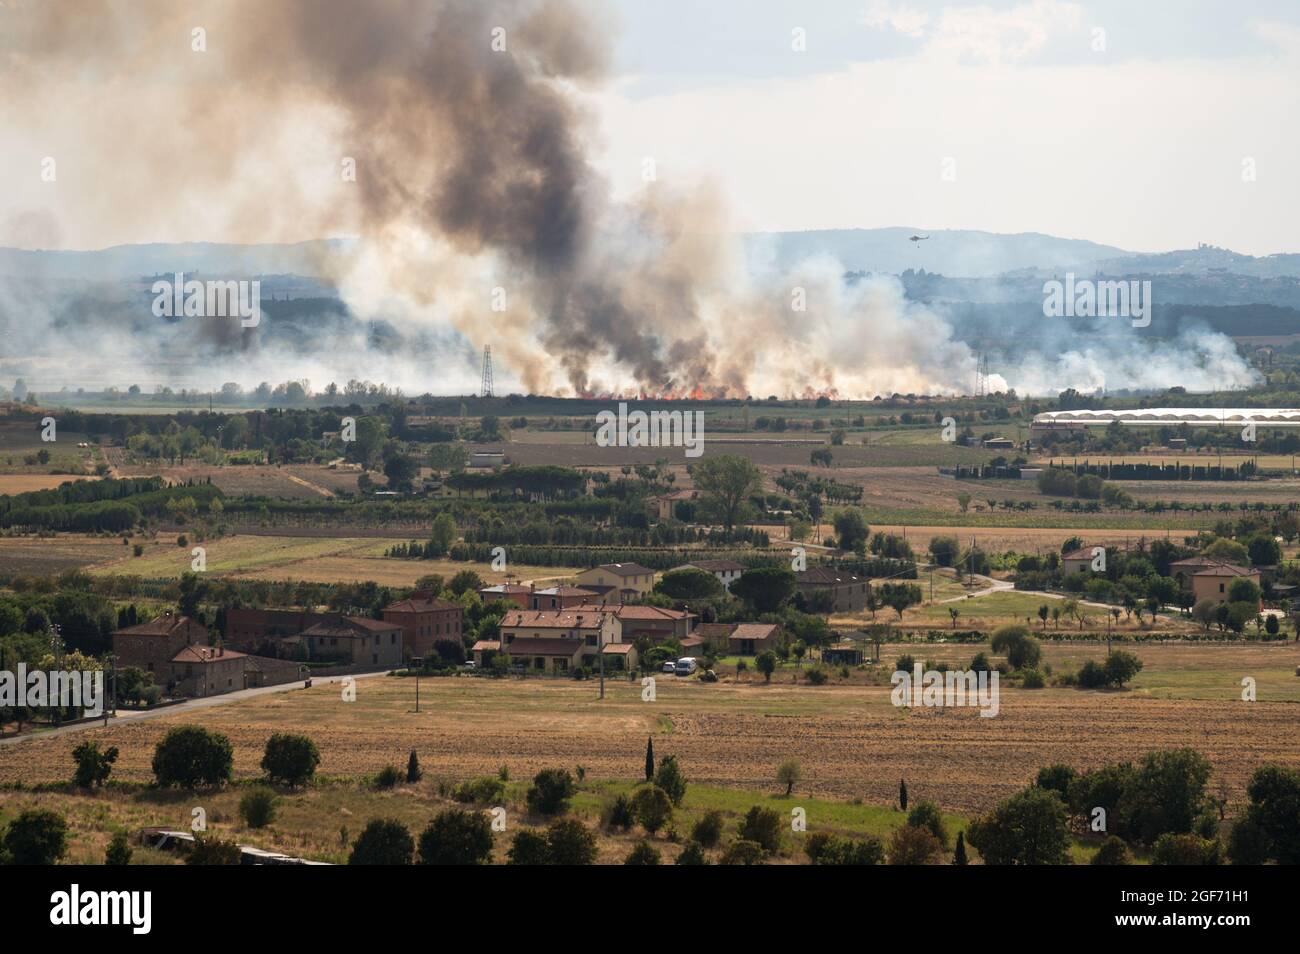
left=385, top=597, right=461, bottom=613
left=171, top=645, right=246, bottom=664
left=500, top=610, right=604, bottom=630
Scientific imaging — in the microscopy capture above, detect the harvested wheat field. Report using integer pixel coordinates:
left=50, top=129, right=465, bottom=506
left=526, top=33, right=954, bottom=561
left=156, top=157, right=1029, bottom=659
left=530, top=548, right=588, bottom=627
left=3, top=654, right=1297, bottom=817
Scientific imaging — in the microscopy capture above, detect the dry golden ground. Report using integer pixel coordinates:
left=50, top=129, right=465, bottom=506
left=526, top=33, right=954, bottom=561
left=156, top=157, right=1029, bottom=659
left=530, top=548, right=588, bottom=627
left=3, top=645, right=1296, bottom=817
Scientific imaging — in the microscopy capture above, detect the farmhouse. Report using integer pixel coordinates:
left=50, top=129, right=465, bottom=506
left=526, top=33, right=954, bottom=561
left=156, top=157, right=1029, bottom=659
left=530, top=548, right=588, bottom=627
left=298, top=617, right=404, bottom=668
left=794, top=567, right=869, bottom=612
left=669, top=558, right=745, bottom=590
left=1061, top=545, right=1105, bottom=575
left=112, top=612, right=300, bottom=697
left=498, top=608, right=619, bottom=673
left=477, top=582, right=534, bottom=608
left=382, top=592, right=463, bottom=660
left=728, top=623, right=782, bottom=655
left=225, top=608, right=334, bottom=648
left=570, top=603, right=695, bottom=644
left=646, top=488, right=697, bottom=521
left=1189, top=564, right=1261, bottom=605
left=531, top=585, right=600, bottom=610
left=574, top=563, right=656, bottom=601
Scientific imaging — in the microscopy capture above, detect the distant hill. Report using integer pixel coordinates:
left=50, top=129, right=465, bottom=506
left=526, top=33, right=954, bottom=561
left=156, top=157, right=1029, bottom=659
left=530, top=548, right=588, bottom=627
left=0, top=239, right=353, bottom=282
left=745, top=227, right=1131, bottom=278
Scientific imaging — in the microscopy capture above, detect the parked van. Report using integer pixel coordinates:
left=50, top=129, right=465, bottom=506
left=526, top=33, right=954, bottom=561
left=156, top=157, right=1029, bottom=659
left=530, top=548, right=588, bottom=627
left=673, top=657, right=699, bottom=676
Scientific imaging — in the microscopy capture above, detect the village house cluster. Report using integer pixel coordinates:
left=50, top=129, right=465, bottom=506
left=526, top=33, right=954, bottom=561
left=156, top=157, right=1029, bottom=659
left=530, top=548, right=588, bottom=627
left=110, top=562, right=866, bottom=698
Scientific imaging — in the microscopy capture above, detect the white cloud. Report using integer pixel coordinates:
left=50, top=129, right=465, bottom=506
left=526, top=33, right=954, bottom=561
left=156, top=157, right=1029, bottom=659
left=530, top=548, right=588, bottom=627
left=861, top=1, right=930, bottom=38
left=861, top=0, right=1084, bottom=65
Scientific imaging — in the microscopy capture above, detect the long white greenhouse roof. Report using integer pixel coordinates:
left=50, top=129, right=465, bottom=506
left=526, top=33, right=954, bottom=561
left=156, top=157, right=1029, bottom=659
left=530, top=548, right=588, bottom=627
left=1033, top=408, right=1300, bottom=426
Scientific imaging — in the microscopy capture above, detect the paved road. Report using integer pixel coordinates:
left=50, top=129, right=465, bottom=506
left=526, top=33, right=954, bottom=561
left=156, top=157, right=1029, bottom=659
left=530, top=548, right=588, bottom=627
left=0, top=669, right=394, bottom=748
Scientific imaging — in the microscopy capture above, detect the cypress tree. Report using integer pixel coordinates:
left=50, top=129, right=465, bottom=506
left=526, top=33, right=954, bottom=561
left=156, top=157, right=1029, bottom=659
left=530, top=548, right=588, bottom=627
left=899, top=779, right=908, bottom=812
left=953, top=830, right=968, bottom=865
left=644, top=736, right=654, bottom=782
left=406, top=749, right=422, bottom=783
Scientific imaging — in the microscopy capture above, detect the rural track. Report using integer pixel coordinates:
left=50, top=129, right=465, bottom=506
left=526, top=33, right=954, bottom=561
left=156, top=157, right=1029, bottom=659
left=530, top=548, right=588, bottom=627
left=0, top=669, right=394, bottom=748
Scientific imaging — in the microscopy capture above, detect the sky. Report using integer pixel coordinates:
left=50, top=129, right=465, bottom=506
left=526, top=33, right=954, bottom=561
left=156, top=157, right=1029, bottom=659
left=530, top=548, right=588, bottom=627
left=589, top=0, right=1300, bottom=255
left=2, top=0, right=1298, bottom=256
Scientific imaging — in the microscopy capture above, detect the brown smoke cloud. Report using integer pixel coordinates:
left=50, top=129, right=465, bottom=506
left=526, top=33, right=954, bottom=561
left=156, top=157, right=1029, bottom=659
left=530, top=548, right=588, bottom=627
left=0, top=0, right=1028, bottom=399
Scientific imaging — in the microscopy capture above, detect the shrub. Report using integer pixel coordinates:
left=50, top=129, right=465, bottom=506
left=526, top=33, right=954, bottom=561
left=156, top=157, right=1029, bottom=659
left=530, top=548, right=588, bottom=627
left=738, top=805, right=782, bottom=853
left=187, top=835, right=242, bottom=865
left=507, top=829, right=550, bottom=865
left=418, top=809, right=494, bottom=865
left=1034, top=764, right=1076, bottom=800
left=239, top=786, right=278, bottom=829
left=602, top=793, right=635, bottom=831
left=1121, top=748, right=1213, bottom=846
left=691, top=810, right=724, bottom=848
left=719, top=839, right=765, bottom=865
left=526, top=768, right=576, bottom=815
left=1076, top=659, right=1109, bottom=688
left=631, top=785, right=674, bottom=834
left=72, top=740, right=119, bottom=788
left=1151, top=833, right=1221, bottom=865
left=806, top=832, right=883, bottom=865
left=624, top=841, right=662, bottom=865
left=1091, top=836, right=1131, bottom=865
left=1020, top=668, right=1045, bottom=689
left=1226, top=816, right=1270, bottom=866
left=966, top=787, right=1071, bottom=865
left=990, top=625, right=1042, bottom=670
left=2, top=809, right=68, bottom=864
left=152, top=725, right=233, bottom=788
left=675, top=841, right=708, bottom=865
left=260, top=733, right=320, bottom=787
left=372, top=765, right=403, bottom=790
left=453, top=776, right=504, bottom=805
left=906, top=800, right=949, bottom=849
left=804, top=667, right=828, bottom=685
left=348, top=819, right=414, bottom=865
left=887, top=824, right=942, bottom=865
left=105, top=830, right=133, bottom=866
left=1234, top=764, right=1300, bottom=864
left=545, top=818, right=597, bottom=865
left=1103, top=651, right=1143, bottom=687
left=896, top=654, right=916, bottom=672
left=776, top=759, right=803, bottom=796
left=654, top=756, right=687, bottom=807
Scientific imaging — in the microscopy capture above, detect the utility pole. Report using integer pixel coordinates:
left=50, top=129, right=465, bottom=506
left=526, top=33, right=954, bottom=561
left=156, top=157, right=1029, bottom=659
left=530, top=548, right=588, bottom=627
left=598, top=637, right=606, bottom=700
left=415, top=673, right=420, bottom=713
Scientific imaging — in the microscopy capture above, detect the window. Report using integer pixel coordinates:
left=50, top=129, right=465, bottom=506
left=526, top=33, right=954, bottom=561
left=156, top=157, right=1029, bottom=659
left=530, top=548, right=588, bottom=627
left=372, top=653, right=378, bottom=664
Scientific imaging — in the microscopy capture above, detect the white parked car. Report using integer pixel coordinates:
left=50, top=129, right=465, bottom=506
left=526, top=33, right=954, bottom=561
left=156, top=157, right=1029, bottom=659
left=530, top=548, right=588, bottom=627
left=661, top=660, right=677, bottom=673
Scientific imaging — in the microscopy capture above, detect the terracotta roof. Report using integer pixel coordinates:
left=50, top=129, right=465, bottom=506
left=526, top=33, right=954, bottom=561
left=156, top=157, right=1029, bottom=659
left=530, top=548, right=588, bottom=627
left=583, top=563, right=654, bottom=577
left=601, top=642, right=635, bottom=654
left=1192, top=564, right=1256, bottom=577
left=471, top=639, right=501, bottom=652
left=171, top=645, right=246, bottom=664
left=695, top=623, right=737, bottom=639
left=1061, top=546, right=1105, bottom=561
left=730, top=623, right=779, bottom=640
left=500, top=610, right=604, bottom=629
left=479, top=583, right=533, bottom=594
left=611, top=605, right=692, bottom=621
left=301, top=616, right=400, bottom=638
left=385, top=597, right=461, bottom=613
left=505, top=636, right=584, bottom=655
